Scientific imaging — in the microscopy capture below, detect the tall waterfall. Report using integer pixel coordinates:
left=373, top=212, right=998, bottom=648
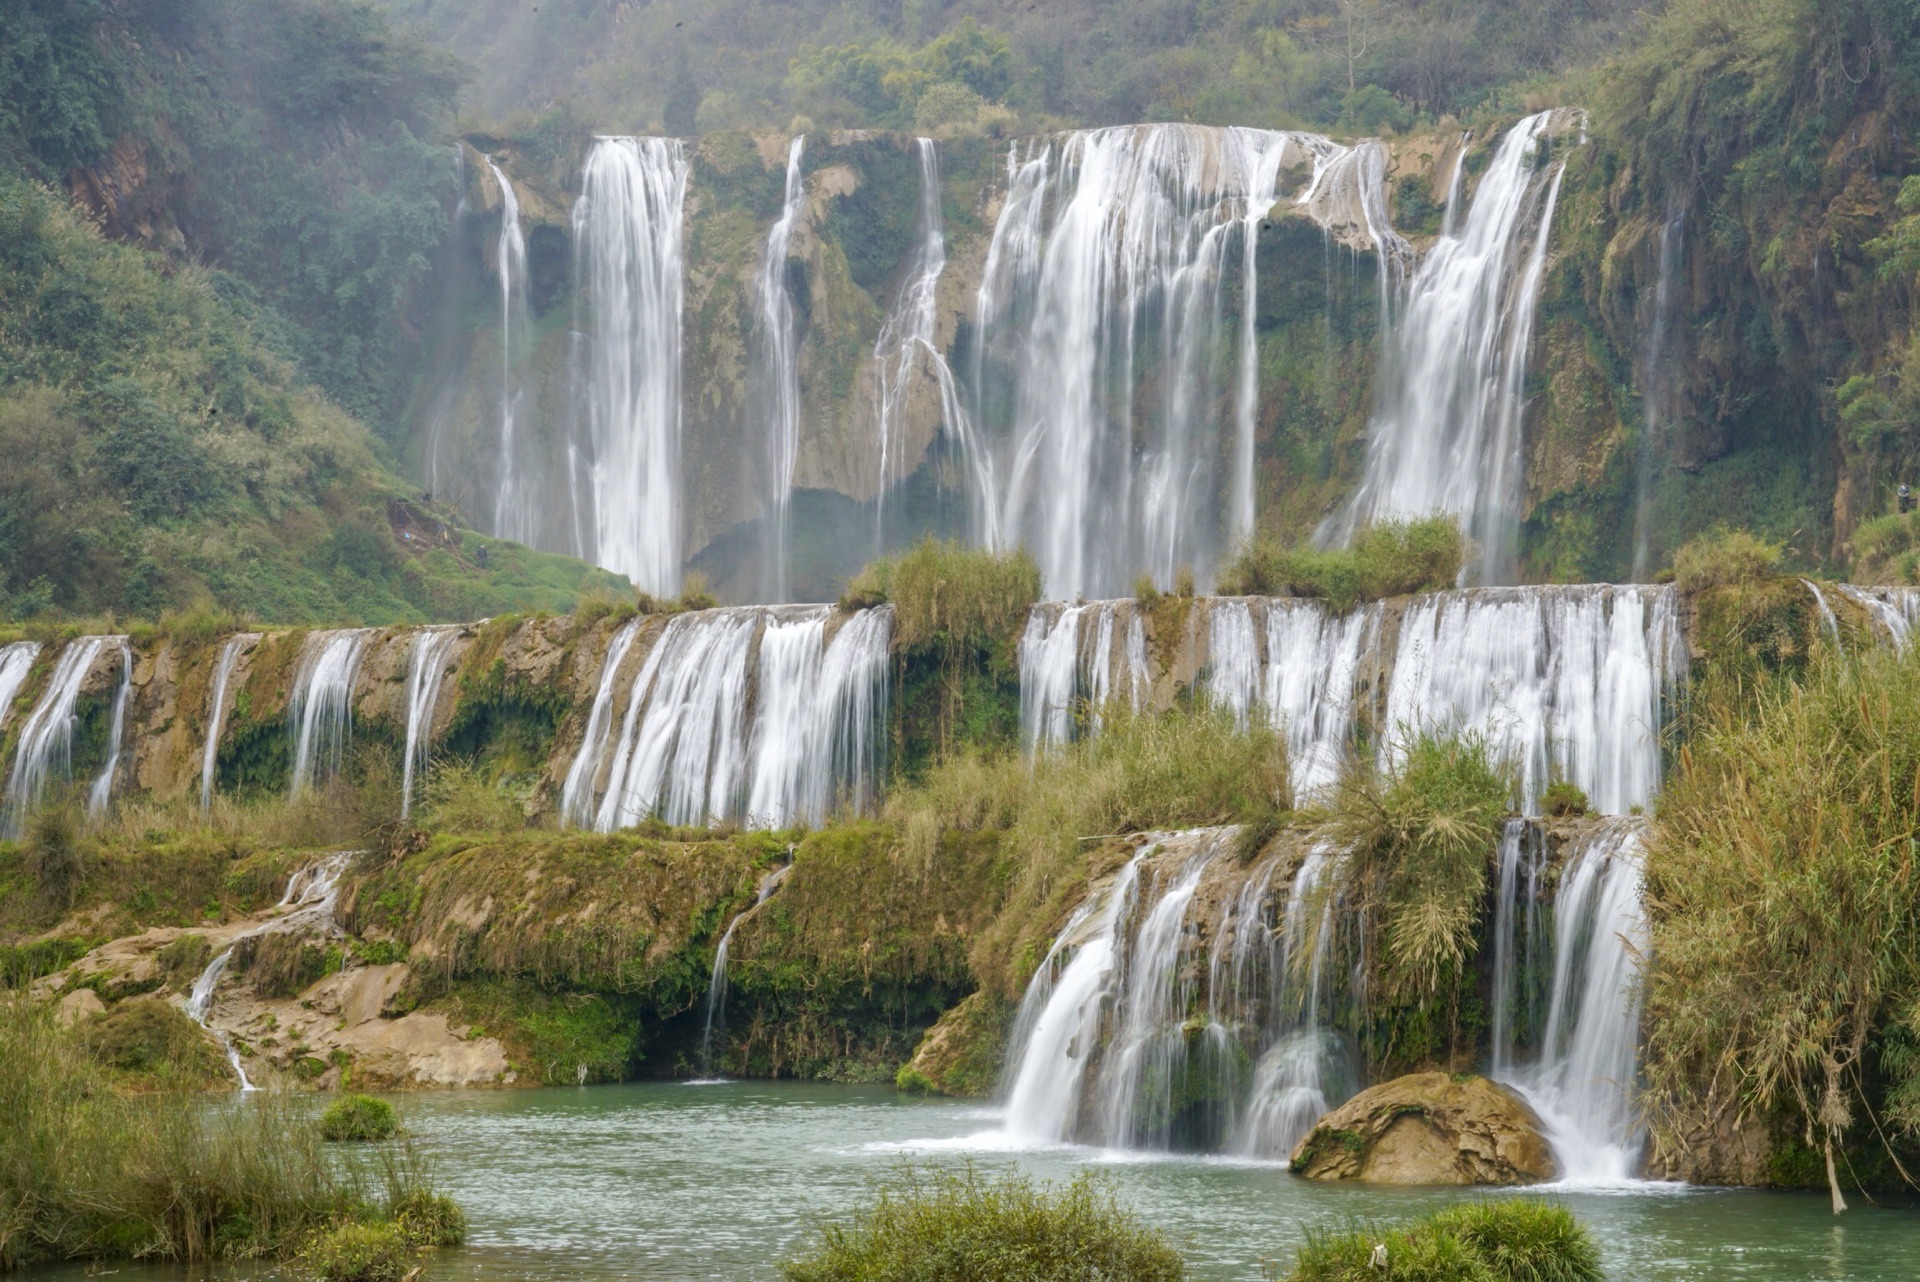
left=1491, top=818, right=1650, bottom=1184
left=487, top=158, right=534, bottom=545
left=401, top=627, right=462, bottom=817
left=287, top=630, right=373, bottom=798
left=999, top=828, right=1359, bottom=1154
left=872, top=138, right=946, bottom=540
left=0, top=642, right=42, bottom=737
left=1381, top=585, right=1685, bottom=814
left=756, top=137, right=808, bottom=602
left=1019, top=601, right=1149, bottom=755
left=574, top=137, right=688, bottom=594
left=563, top=606, right=891, bottom=830
left=3, top=636, right=124, bottom=836
left=1632, top=212, right=1685, bottom=580
left=963, top=125, right=1390, bottom=597
left=85, top=638, right=132, bottom=819
left=200, top=634, right=257, bottom=810
left=1333, top=111, right=1576, bottom=584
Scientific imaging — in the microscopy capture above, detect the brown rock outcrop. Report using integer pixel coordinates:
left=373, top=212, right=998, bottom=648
left=1290, top=1072, right=1556, bottom=1185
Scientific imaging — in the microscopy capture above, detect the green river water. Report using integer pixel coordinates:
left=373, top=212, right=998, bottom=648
left=26, top=1081, right=1920, bottom=1281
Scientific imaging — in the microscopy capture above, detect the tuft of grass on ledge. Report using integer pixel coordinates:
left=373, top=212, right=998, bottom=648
left=1217, top=518, right=1463, bottom=610
left=1271, top=1199, right=1602, bottom=1281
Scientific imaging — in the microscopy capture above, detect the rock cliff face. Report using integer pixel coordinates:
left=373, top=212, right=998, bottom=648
left=1290, top=1072, right=1556, bottom=1185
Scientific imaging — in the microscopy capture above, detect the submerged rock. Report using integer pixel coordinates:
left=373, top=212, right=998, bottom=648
left=1290, top=1072, right=1555, bottom=1185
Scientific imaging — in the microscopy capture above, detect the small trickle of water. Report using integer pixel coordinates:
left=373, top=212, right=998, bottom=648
left=85, top=638, right=132, bottom=820
left=200, top=634, right=259, bottom=811
left=401, top=627, right=463, bottom=817
left=696, top=863, right=793, bottom=1079
left=287, top=630, right=374, bottom=798
left=1802, top=580, right=1841, bottom=643
left=3, top=636, right=124, bottom=837
left=185, top=852, right=355, bottom=1090
left=0, top=641, right=41, bottom=738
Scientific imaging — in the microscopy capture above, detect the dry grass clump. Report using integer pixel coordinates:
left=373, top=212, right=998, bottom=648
left=840, top=539, right=1040, bottom=650
left=887, top=705, right=1290, bottom=998
left=0, top=988, right=453, bottom=1270
left=781, top=1165, right=1186, bottom=1282
left=1647, top=644, right=1920, bottom=1210
left=1217, top=518, right=1463, bottom=609
left=1670, top=526, right=1783, bottom=593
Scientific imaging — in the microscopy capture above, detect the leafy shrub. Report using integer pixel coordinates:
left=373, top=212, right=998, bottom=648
left=1671, top=527, right=1783, bottom=593
left=1218, top=519, right=1463, bottom=609
left=780, top=1165, right=1186, bottom=1282
left=1541, top=781, right=1589, bottom=818
left=80, top=995, right=226, bottom=1086
left=1275, top=1199, right=1601, bottom=1281
left=24, top=804, right=91, bottom=912
left=301, top=1221, right=411, bottom=1282
left=318, top=1094, right=397, bottom=1142
left=418, top=763, right=527, bottom=835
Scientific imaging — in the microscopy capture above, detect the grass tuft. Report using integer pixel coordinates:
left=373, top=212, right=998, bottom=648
left=319, top=1094, right=398, bottom=1142
left=1670, top=526, right=1782, bottom=593
left=1218, top=518, right=1463, bottom=609
left=1273, top=1199, right=1601, bottom=1281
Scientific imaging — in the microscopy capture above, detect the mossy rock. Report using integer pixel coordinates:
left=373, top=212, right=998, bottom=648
left=897, top=991, right=1012, bottom=1098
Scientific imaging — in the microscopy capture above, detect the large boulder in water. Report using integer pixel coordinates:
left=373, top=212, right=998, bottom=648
left=1290, top=1072, right=1556, bottom=1185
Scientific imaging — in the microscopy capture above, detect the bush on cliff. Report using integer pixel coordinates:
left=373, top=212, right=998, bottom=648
left=1218, top=519, right=1463, bottom=609
left=781, top=1165, right=1186, bottom=1282
left=1274, top=1199, right=1601, bottom=1281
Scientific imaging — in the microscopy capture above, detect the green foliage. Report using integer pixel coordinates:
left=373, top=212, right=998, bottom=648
left=300, top=1220, right=411, bottom=1282
left=22, top=803, right=90, bottom=912
left=844, top=539, right=1039, bottom=652
left=1646, top=645, right=1920, bottom=1198
left=0, top=0, right=119, bottom=178
left=780, top=1165, right=1187, bottom=1282
left=79, top=995, right=227, bottom=1088
left=1332, top=731, right=1511, bottom=1006
left=416, top=763, right=528, bottom=835
left=1218, top=519, right=1463, bottom=609
left=0, top=988, right=451, bottom=1270
left=787, top=19, right=1016, bottom=131
left=318, top=1095, right=398, bottom=1143
left=1274, top=1199, right=1602, bottom=1282
left=1540, top=781, right=1589, bottom=818
left=1671, top=527, right=1783, bottom=593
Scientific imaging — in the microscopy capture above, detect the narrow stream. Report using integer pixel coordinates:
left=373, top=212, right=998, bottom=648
left=26, top=1083, right=1915, bottom=1282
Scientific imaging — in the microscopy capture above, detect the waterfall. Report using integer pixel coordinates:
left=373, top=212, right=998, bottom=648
left=1632, top=212, right=1685, bottom=580
left=565, top=606, right=892, bottom=830
left=401, top=627, right=463, bottom=817
left=997, top=828, right=1359, bottom=1154
left=872, top=138, right=946, bottom=538
left=1001, top=850, right=1147, bottom=1142
left=3, top=636, right=121, bottom=837
left=574, top=137, right=688, bottom=594
left=1019, top=601, right=1149, bottom=755
left=1232, top=840, right=1355, bottom=1157
left=186, top=852, right=354, bottom=1090
left=200, top=634, right=257, bottom=810
left=85, top=638, right=132, bottom=820
left=287, top=630, right=373, bottom=798
left=1488, top=819, right=1548, bottom=1078
left=1333, top=111, right=1577, bottom=585
left=0, top=641, right=41, bottom=736
left=696, top=863, right=792, bottom=1079
left=964, top=125, right=1387, bottom=597
left=1381, top=585, right=1685, bottom=814
left=486, top=158, right=534, bottom=545
left=1836, top=584, right=1920, bottom=652
left=756, top=136, right=807, bottom=602
left=1492, top=819, right=1650, bottom=1184
left=559, top=618, right=643, bottom=827
left=1803, top=580, right=1841, bottom=643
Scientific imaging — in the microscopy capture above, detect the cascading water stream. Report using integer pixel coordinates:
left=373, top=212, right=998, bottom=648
left=1632, top=212, right=1685, bottom=580
left=1835, top=584, right=1920, bottom=653
left=757, top=137, right=807, bottom=602
left=3, top=636, right=124, bottom=837
left=186, top=852, right=355, bottom=1090
left=872, top=138, right=945, bottom=540
left=964, top=125, right=1386, bottom=597
left=401, top=627, right=463, bottom=817
left=1491, top=819, right=1651, bottom=1184
left=487, top=158, right=534, bottom=544
left=0, top=641, right=41, bottom=737
left=85, top=638, right=132, bottom=820
left=200, top=634, right=258, bottom=810
left=1332, top=111, right=1578, bottom=584
left=573, top=137, right=688, bottom=593
left=287, top=630, right=373, bottom=798
left=695, top=863, right=793, bottom=1080
left=1018, top=601, right=1148, bottom=755
left=566, top=607, right=892, bottom=830
left=1802, top=580, right=1841, bottom=643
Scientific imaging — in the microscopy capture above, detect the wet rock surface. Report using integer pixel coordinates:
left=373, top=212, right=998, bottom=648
left=1290, top=1072, right=1556, bottom=1185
